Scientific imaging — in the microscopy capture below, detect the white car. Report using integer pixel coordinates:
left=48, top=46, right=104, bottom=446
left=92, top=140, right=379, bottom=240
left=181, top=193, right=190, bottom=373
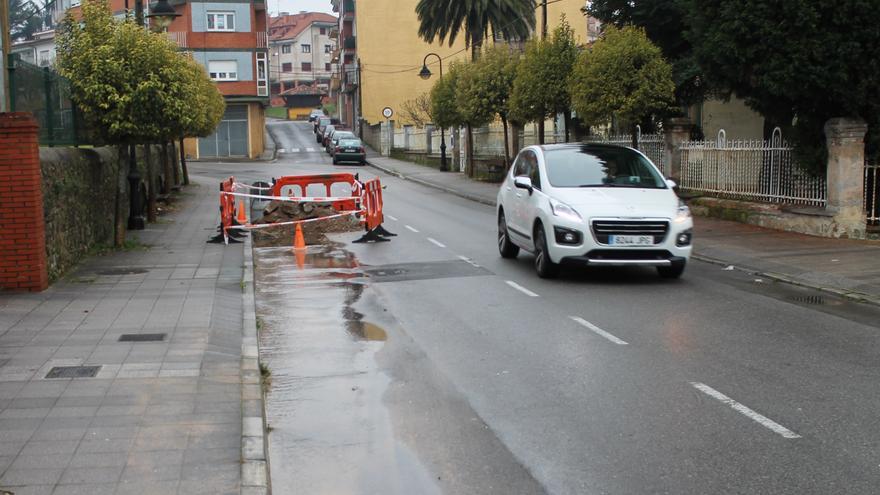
left=496, top=143, right=693, bottom=279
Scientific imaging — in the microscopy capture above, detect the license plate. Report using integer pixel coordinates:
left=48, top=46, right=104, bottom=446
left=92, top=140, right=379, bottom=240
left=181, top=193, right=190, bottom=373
left=609, top=235, right=654, bottom=246
left=345, top=149, right=356, bottom=152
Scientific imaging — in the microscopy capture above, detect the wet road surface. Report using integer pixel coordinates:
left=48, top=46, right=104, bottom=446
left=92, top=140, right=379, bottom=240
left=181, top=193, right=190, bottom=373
left=190, top=121, right=880, bottom=494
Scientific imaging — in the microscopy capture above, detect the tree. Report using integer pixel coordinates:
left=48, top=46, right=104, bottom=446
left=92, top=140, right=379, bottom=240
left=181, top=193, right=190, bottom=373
left=400, top=92, right=434, bottom=128
left=457, top=45, right=520, bottom=167
left=415, top=0, right=535, bottom=60
left=10, top=0, right=54, bottom=41
left=430, top=61, right=464, bottom=131
left=587, top=0, right=701, bottom=107
left=569, top=25, right=675, bottom=147
left=685, top=0, right=880, bottom=169
left=509, top=17, right=578, bottom=143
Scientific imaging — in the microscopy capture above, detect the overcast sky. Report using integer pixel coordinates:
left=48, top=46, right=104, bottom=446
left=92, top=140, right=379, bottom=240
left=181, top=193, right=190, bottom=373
left=269, top=0, right=335, bottom=16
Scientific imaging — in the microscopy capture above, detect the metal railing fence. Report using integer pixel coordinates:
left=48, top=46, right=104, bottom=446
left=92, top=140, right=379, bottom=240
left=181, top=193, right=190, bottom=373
left=7, top=54, right=95, bottom=146
left=584, top=129, right=666, bottom=176
left=679, top=128, right=826, bottom=207
left=865, top=160, right=880, bottom=226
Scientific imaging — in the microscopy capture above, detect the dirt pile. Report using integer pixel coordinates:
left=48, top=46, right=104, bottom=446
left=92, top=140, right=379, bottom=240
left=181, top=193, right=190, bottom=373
left=251, top=200, right=363, bottom=247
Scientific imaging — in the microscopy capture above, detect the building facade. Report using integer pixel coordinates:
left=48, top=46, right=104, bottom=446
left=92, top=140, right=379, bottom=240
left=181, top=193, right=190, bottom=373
left=268, top=12, right=337, bottom=99
left=10, top=30, right=57, bottom=67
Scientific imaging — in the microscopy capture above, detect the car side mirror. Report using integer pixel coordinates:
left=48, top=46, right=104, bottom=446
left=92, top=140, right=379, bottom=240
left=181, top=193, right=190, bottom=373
left=665, top=178, right=677, bottom=189
left=514, top=176, right=533, bottom=194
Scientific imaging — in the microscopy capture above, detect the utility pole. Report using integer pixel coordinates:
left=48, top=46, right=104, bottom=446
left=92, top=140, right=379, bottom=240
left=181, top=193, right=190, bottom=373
left=541, top=0, right=548, bottom=40
left=0, top=0, right=11, bottom=111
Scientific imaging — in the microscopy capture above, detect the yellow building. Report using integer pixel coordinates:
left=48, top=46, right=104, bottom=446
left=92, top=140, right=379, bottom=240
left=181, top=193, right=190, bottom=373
left=356, top=0, right=592, bottom=127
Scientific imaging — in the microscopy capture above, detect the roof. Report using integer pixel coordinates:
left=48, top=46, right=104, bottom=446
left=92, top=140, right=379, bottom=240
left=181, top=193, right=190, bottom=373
left=269, top=12, right=337, bottom=42
left=279, top=85, right=327, bottom=96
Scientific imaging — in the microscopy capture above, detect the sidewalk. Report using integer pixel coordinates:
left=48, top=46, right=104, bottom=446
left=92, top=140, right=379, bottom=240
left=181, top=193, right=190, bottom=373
left=0, top=178, right=266, bottom=494
left=367, top=152, right=880, bottom=305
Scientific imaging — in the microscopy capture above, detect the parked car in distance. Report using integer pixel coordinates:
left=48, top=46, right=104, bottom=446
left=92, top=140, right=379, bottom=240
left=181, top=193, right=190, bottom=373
left=315, top=117, right=331, bottom=138
left=308, top=109, right=324, bottom=122
left=333, top=138, right=366, bottom=165
left=496, top=143, right=693, bottom=279
left=321, top=125, right=337, bottom=148
left=327, top=131, right=356, bottom=154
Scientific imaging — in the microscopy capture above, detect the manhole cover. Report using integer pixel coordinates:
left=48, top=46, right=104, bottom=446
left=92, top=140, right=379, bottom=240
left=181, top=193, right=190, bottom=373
left=119, top=333, right=167, bottom=342
left=97, top=268, right=149, bottom=275
left=789, top=295, right=827, bottom=305
left=45, top=366, right=102, bottom=379
left=363, top=260, right=492, bottom=283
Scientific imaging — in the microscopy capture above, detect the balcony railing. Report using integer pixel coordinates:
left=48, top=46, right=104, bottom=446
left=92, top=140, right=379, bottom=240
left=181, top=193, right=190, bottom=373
left=166, top=31, right=186, bottom=47
left=343, top=36, right=356, bottom=50
left=257, top=31, right=267, bottom=48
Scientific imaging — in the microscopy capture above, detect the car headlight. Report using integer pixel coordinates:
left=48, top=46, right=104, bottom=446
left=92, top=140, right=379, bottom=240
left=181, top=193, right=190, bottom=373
left=674, top=201, right=691, bottom=223
left=549, top=198, right=582, bottom=222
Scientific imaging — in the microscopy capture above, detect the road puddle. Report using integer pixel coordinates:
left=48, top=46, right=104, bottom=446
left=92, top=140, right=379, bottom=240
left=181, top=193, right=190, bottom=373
left=253, top=244, right=441, bottom=495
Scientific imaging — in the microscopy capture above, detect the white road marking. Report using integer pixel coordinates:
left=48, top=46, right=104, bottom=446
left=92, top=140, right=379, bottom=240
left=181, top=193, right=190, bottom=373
left=385, top=214, right=398, bottom=221
left=690, top=382, right=802, bottom=439
left=427, top=237, right=446, bottom=248
left=568, top=316, right=628, bottom=345
left=505, top=281, right=539, bottom=297
left=291, top=148, right=300, bottom=153
left=277, top=148, right=286, bottom=153
left=405, top=225, right=419, bottom=233
left=457, top=255, right=481, bottom=268
left=306, top=147, right=316, bottom=152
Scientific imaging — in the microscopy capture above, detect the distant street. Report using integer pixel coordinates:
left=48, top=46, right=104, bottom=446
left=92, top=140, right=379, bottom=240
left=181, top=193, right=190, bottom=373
left=194, top=120, right=880, bottom=494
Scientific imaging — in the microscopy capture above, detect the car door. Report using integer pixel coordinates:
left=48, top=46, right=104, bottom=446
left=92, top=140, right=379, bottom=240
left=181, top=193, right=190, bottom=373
left=521, top=150, right=546, bottom=251
left=508, top=150, right=536, bottom=244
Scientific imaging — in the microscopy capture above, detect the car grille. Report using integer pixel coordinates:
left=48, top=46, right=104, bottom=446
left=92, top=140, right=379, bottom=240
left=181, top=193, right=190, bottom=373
left=591, top=220, right=669, bottom=245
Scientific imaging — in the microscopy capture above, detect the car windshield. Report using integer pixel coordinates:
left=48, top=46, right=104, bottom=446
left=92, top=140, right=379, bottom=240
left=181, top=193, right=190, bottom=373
left=544, top=146, right=666, bottom=189
left=335, top=132, right=355, bottom=141
left=339, top=139, right=362, bottom=147
left=318, top=118, right=330, bottom=125
left=324, top=125, right=335, bottom=134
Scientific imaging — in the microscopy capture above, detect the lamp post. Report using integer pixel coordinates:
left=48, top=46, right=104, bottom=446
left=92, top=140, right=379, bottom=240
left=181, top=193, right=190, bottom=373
left=419, top=53, right=448, bottom=172
left=125, top=0, right=180, bottom=230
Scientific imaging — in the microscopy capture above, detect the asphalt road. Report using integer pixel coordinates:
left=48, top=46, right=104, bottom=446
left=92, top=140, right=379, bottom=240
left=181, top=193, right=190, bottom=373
left=193, top=120, right=880, bottom=494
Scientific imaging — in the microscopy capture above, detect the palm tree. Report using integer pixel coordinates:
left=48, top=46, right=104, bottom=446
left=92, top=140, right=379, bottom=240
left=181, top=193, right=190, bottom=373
left=416, top=0, right=536, bottom=61
left=416, top=0, right=534, bottom=177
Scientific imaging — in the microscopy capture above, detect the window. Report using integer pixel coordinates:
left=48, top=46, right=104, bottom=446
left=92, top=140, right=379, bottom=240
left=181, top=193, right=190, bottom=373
left=208, top=60, right=238, bottom=81
left=281, top=62, right=292, bottom=72
left=281, top=44, right=291, bottom=54
left=543, top=147, right=665, bottom=189
left=324, top=63, right=331, bottom=71
left=319, top=27, right=326, bottom=35
left=256, top=52, right=268, bottom=96
left=301, top=44, right=311, bottom=53
left=301, top=62, right=312, bottom=72
left=324, top=44, right=332, bottom=53
left=38, top=50, right=52, bottom=67
left=207, top=12, right=234, bottom=31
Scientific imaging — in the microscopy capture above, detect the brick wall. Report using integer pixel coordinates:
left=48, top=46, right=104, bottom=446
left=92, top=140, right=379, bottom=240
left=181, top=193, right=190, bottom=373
left=0, top=113, right=48, bottom=291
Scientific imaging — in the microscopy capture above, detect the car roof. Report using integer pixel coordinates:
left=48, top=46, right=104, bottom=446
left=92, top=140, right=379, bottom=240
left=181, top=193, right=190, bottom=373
left=534, top=142, right=638, bottom=153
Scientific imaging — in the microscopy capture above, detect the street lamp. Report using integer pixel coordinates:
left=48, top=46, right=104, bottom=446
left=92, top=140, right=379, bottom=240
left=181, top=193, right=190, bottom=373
left=419, top=52, right=448, bottom=172
left=146, top=0, right=181, bottom=31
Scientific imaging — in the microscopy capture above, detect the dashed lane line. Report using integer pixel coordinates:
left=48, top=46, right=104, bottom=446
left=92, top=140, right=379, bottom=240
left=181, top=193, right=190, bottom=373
left=306, top=147, right=316, bottom=152
left=457, top=255, right=482, bottom=268
left=505, top=281, right=539, bottom=297
left=569, top=316, right=629, bottom=345
left=427, top=237, right=446, bottom=248
left=277, top=148, right=286, bottom=153
left=690, top=382, right=802, bottom=439
left=405, top=225, right=419, bottom=233
left=385, top=214, right=398, bottom=221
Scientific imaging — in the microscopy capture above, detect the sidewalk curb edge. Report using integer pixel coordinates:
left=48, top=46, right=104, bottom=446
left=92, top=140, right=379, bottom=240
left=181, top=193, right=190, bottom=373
left=366, top=159, right=497, bottom=207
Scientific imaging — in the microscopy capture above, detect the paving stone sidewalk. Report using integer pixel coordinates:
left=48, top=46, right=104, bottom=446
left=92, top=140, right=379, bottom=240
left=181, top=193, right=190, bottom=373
left=367, top=151, right=880, bottom=304
left=0, top=178, right=253, bottom=495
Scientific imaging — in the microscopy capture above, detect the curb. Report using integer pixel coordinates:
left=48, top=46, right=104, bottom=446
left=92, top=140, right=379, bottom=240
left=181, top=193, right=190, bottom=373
left=366, top=158, right=497, bottom=207
left=240, top=235, right=271, bottom=495
left=691, top=253, right=880, bottom=307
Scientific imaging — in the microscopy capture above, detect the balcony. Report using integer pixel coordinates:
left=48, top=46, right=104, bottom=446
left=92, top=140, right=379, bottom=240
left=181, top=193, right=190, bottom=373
left=166, top=31, right=187, bottom=47
left=343, top=0, right=354, bottom=17
left=343, top=36, right=356, bottom=50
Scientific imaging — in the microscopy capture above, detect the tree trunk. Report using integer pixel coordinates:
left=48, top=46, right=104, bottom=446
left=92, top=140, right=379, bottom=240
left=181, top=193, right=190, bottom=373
left=145, top=144, right=157, bottom=223
left=114, top=145, right=128, bottom=247
left=564, top=111, right=572, bottom=142
left=631, top=123, right=639, bottom=149
left=466, top=122, right=475, bottom=178
left=510, top=121, right=522, bottom=157
left=170, top=141, right=181, bottom=189
left=161, top=142, right=173, bottom=194
left=538, top=119, right=545, bottom=145
left=501, top=115, right=511, bottom=170
left=179, top=137, right=190, bottom=185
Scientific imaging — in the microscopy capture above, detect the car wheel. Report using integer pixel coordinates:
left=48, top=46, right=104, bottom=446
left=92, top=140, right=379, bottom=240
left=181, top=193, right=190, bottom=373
left=332, top=157, right=338, bottom=165
left=657, top=261, right=686, bottom=279
left=497, top=211, right=519, bottom=259
left=359, top=160, right=366, bottom=166
left=534, top=224, right=558, bottom=278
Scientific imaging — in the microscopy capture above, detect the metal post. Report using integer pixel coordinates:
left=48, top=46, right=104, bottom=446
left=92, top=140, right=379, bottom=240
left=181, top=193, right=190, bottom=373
left=128, top=143, right=145, bottom=229
left=541, top=0, right=548, bottom=40
left=421, top=53, right=448, bottom=172
left=6, top=54, right=15, bottom=111
left=0, top=0, right=11, bottom=111
left=43, top=68, right=55, bottom=144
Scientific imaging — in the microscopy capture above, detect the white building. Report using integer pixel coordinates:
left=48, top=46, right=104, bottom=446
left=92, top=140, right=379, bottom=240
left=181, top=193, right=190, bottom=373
left=268, top=12, right=337, bottom=96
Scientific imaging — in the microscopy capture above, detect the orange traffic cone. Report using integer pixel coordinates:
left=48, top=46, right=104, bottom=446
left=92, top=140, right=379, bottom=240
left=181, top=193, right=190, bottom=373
left=293, top=223, right=306, bottom=250
left=236, top=201, right=247, bottom=224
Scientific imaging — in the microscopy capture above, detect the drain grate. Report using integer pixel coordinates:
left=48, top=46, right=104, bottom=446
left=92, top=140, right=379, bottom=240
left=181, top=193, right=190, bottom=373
left=45, top=365, right=102, bottom=379
left=789, top=295, right=827, bottom=305
left=118, top=333, right=167, bottom=342
left=97, top=267, right=149, bottom=276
